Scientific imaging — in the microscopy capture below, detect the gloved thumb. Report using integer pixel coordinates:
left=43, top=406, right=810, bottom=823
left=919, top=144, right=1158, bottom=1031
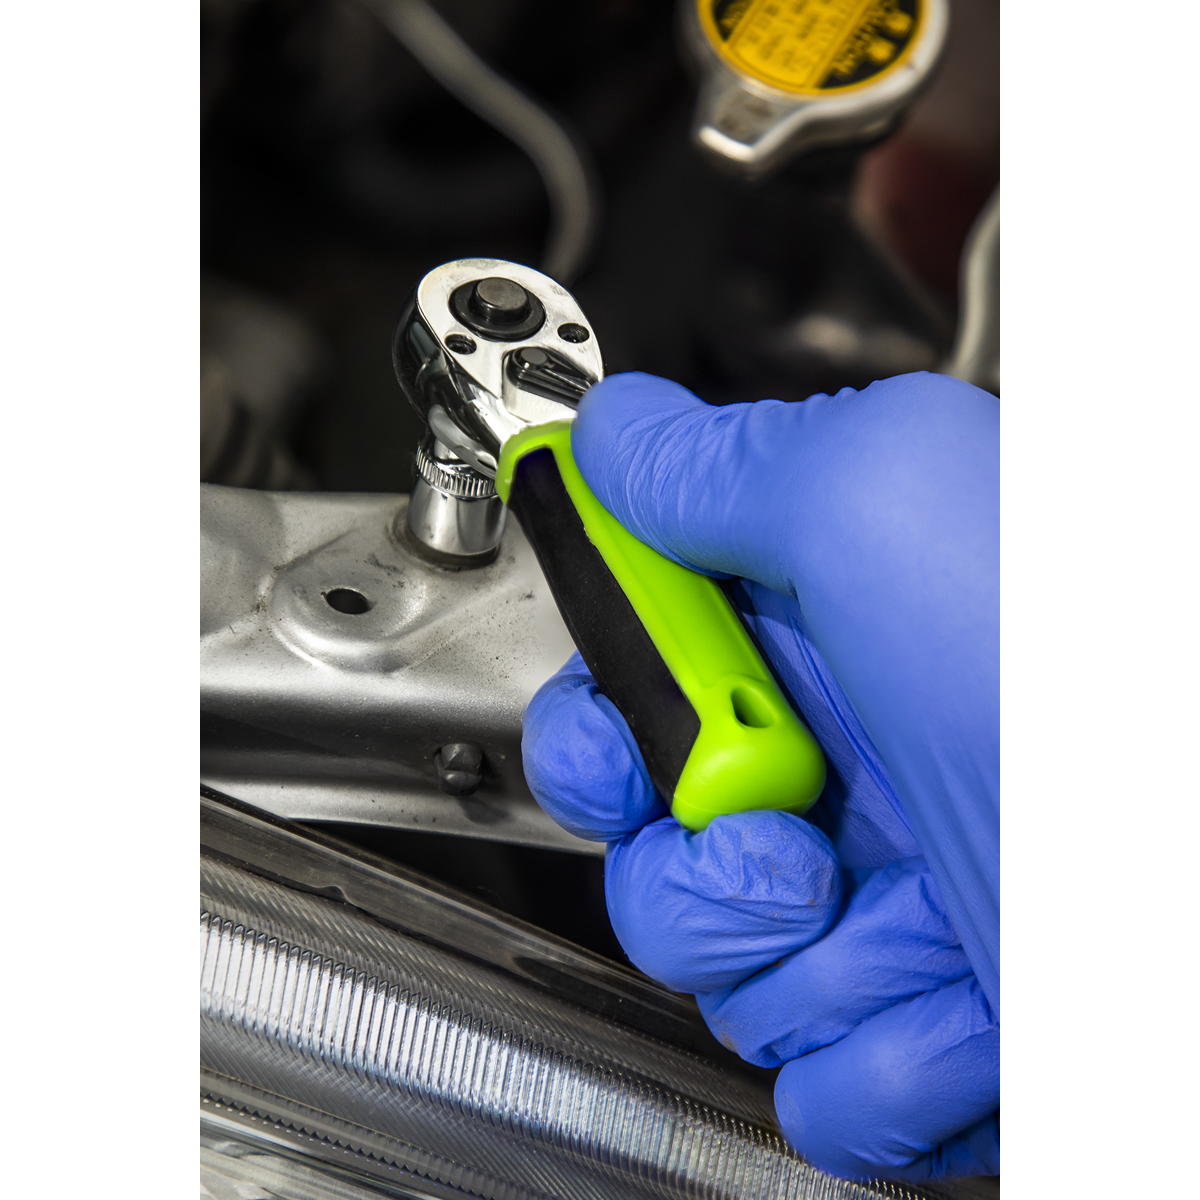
left=571, top=372, right=794, bottom=591
left=571, top=370, right=997, bottom=602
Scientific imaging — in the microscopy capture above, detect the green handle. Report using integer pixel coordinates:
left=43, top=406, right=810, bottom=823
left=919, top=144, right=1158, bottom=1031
left=497, top=422, right=825, bottom=831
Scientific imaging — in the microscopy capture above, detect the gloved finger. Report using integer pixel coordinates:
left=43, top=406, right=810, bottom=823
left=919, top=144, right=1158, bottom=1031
left=773, top=977, right=1000, bottom=1183
left=603, top=810, right=842, bottom=992
left=522, top=651, right=666, bottom=841
left=698, top=857, right=972, bottom=1066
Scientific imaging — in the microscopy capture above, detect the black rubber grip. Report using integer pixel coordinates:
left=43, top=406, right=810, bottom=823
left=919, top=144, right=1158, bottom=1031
left=507, top=448, right=700, bottom=802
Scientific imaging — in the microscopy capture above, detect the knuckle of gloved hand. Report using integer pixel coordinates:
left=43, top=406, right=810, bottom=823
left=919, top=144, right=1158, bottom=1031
left=692, top=858, right=977, bottom=1067
left=775, top=1082, right=929, bottom=1182
left=702, top=813, right=842, bottom=919
left=775, top=1051, right=950, bottom=1182
left=603, top=811, right=842, bottom=993
left=846, top=983, right=999, bottom=1121
left=522, top=669, right=660, bottom=841
left=695, top=985, right=794, bottom=1067
left=773, top=980, right=1000, bottom=1180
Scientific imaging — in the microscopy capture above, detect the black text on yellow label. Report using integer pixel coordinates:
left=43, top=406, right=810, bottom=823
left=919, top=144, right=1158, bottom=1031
left=702, top=0, right=921, bottom=96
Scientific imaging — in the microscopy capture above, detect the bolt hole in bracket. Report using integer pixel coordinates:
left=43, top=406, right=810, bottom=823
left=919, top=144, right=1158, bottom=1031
left=324, top=588, right=373, bottom=615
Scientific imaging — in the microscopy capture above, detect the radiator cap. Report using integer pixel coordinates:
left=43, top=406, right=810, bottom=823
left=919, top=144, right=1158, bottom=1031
left=685, top=0, right=949, bottom=178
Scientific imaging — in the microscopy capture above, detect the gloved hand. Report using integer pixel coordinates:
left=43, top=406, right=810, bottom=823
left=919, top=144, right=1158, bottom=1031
left=522, top=371, right=999, bottom=1183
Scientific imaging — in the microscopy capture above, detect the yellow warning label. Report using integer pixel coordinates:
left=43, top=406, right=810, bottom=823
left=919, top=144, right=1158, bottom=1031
left=700, top=0, right=922, bottom=96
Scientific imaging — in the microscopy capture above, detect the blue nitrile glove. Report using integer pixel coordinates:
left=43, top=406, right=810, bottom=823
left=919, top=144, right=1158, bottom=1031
left=522, top=371, right=999, bottom=1183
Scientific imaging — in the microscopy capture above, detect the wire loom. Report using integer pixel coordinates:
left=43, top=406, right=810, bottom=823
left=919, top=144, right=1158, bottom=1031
left=200, top=856, right=928, bottom=1200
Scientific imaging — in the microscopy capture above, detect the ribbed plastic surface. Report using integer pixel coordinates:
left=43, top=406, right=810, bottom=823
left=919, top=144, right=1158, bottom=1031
left=201, top=857, right=919, bottom=1200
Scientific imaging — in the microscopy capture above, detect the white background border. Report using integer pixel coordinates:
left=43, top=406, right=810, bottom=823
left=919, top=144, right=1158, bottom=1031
left=1, top=0, right=1196, bottom=1195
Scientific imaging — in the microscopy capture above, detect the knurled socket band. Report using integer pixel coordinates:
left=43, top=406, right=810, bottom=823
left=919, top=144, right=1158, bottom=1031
left=416, top=440, right=497, bottom=500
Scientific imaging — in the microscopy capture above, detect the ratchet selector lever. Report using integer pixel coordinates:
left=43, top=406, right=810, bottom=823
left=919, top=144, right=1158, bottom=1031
left=393, top=258, right=825, bottom=831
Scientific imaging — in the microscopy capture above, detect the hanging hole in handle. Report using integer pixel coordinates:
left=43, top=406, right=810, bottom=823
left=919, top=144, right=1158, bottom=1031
left=731, top=684, right=775, bottom=729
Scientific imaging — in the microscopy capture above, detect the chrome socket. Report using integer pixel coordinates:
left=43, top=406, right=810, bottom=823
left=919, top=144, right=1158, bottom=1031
left=403, top=434, right=507, bottom=565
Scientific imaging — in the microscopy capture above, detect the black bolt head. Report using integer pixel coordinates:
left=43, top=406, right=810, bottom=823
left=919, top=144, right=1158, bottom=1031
left=434, top=742, right=484, bottom=796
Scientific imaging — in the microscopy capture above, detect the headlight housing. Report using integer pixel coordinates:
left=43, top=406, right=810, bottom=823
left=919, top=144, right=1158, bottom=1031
left=201, top=789, right=943, bottom=1199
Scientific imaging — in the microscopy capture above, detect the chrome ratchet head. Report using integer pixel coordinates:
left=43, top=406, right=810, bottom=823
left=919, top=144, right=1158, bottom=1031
left=392, top=259, right=604, bottom=478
